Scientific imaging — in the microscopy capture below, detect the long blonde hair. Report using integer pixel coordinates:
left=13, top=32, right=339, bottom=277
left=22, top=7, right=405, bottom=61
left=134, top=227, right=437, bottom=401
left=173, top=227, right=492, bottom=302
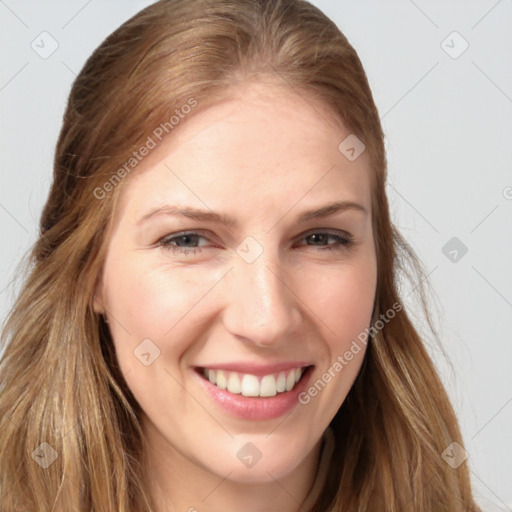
left=0, top=1, right=482, bottom=510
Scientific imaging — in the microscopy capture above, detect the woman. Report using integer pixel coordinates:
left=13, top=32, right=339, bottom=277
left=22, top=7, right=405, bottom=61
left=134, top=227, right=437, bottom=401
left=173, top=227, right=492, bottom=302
left=0, top=0, right=482, bottom=510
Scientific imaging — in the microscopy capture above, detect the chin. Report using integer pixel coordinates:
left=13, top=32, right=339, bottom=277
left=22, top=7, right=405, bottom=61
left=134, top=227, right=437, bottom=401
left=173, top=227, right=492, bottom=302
left=220, top=458, right=300, bottom=484
left=203, top=435, right=316, bottom=484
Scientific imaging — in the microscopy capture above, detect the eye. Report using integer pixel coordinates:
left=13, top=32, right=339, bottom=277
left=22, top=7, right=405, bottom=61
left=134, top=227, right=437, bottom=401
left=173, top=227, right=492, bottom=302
left=297, top=231, right=355, bottom=252
left=158, top=231, right=211, bottom=255
left=156, top=229, right=355, bottom=256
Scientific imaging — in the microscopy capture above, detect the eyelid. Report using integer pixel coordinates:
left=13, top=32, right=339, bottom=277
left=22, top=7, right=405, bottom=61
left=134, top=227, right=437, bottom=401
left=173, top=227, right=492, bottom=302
left=299, top=227, right=353, bottom=238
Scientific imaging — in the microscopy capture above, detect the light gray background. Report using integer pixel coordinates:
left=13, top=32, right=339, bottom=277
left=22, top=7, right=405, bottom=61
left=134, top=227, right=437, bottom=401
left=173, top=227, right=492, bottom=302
left=1, top=1, right=511, bottom=510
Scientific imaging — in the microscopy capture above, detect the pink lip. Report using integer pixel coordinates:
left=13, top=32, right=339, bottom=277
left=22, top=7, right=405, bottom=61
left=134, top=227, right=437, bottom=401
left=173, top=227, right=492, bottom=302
left=195, top=361, right=313, bottom=377
left=193, top=365, right=314, bottom=421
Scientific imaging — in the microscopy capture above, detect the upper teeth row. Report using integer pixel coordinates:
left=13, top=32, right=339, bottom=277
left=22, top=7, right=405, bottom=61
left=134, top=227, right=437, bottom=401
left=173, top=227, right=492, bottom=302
left=202, top=367, right=305, bottom=397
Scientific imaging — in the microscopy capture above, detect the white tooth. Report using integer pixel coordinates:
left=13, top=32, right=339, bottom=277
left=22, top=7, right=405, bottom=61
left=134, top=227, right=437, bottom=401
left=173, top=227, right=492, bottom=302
left=285, top=370, right=295, bottom=391
left=212, top=369, right=302, bottom=395
left=216, top=370, right=227, bottom=390
left=260, top=374, right=277, bottom=397
left=241, top=374, right=260, bottom=397
left=227, top=372, right=241, bottom=394
left=276, top=372, right=286, bottom=392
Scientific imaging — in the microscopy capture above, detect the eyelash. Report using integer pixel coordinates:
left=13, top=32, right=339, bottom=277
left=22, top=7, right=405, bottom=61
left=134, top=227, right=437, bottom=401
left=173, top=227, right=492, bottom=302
left=157, top=230, right=355, bottom=255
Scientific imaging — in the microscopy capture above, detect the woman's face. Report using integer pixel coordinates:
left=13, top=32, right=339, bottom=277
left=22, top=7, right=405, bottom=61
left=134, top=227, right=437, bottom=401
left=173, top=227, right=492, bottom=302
left=96, top=82, right=377, bottom=483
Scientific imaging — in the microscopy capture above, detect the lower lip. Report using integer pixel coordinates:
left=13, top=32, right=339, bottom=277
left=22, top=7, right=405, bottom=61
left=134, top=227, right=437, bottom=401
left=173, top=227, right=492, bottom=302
left=194, top=366, right=314, bottom=421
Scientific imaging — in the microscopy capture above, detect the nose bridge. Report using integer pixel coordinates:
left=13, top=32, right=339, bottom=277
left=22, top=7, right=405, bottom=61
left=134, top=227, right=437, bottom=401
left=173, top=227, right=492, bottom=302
left=223, top=242, right=301, bottom=346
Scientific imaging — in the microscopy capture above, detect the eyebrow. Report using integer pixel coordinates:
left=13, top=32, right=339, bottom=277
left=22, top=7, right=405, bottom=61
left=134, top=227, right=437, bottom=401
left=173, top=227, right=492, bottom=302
left=136, top=200, right=367, bottom=227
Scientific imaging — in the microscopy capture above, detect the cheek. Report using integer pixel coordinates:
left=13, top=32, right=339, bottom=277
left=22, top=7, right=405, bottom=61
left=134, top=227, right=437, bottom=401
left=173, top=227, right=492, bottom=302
left=296, top=259, right=377, bottom=350
left=100, top=254, right=218, bottom=369
left=291, top=259, right=376, bottom=420
left=116, top=269, right=186, bottom=330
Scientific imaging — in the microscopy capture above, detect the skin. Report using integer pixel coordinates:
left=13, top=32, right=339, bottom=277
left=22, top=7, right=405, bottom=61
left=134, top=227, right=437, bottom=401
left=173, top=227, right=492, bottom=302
left=94, top=81, right=377, bottom=512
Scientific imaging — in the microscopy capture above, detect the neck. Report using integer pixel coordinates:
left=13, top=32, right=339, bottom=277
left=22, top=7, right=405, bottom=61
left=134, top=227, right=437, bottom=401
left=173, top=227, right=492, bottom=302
left=141, top=420, right=326, bottom=512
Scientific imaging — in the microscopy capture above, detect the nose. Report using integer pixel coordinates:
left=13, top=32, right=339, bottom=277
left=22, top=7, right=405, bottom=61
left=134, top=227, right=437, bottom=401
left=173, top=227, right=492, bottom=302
left=221, top=246, right=303, bottom=348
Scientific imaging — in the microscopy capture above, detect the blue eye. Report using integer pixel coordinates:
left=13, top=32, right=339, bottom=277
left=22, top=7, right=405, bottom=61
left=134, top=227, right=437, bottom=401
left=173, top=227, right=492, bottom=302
left=300, top=232, right=354, bottom=251
left=158, top=232, right=209, bottom=255
left=157, top=230, right=355, bottom=255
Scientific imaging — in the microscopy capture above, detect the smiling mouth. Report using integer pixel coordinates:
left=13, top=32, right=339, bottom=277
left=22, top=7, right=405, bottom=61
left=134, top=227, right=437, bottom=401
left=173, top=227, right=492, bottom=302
left=195, top=365, right=313, bottom=398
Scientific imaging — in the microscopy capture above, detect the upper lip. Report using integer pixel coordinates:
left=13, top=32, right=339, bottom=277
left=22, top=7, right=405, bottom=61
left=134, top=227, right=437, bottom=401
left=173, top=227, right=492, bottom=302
left=195, top=361, right=314, bottom=377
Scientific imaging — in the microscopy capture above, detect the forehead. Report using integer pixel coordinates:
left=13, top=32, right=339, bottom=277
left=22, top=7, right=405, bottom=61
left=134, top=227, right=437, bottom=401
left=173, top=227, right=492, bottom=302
left=113, top=82, right=372, bottom=225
